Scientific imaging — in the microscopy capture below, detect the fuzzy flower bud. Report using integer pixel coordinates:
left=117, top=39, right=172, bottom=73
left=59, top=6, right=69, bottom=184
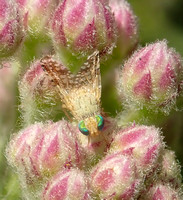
left=110, top=125, right=163, bottom=175
left=20, top=60, right=51, bottom=95
left=19, top=60, right=61, bottom=124
left=140, top=184, right=182, bottom=200
left=42, top=169, right=89, bottom=200
left=90, top=152, right=140, bottom=199
left=160, top=149, right=182, bottom=188
left=117, top=41, right=183, bottom=113
left=0, top=0, right=25, bottom=58
left=51, top=0, right=116, bottom=67
left=16, top=0, right=59, bottom=34
left=6, top=120, right=85, bottom=186
left=109, top=0, right=138, bottom=60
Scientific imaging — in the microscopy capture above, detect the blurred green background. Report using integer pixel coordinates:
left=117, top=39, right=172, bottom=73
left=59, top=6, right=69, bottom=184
left=1, top=0, right=183, bottom=199
left=129, top=0, right=183, bottom=56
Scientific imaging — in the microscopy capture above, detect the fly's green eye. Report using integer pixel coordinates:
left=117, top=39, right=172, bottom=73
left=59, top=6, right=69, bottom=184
left=78, top=120, right=89, bottom=136
left=96, top=115, right=104, bottom=131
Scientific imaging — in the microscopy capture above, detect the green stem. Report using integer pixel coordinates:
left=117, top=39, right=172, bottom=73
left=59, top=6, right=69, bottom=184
left=18, top=32, right=53, bottom=69
left=55, top=45, right=87, bottom=73
left=116, top=106, right=170, bottom=127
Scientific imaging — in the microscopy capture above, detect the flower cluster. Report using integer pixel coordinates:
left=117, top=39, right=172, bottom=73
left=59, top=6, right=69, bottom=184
left=6, top=120, right=182, bottom=199
left=3, top=0, right=183, bottom=199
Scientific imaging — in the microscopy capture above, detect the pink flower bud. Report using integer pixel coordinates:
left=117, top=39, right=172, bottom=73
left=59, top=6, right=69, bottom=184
left=0, top=0, right=25, bottom=58
left=110, top=125, right=163, bottom=174
left=51, top=0, right=116, bottom=58
left=20, top=60, right=54, bottom=95
left=141, top=184, right=182, bottom=200
left=109, top=0, right=138, bottom=59
left=42, top=169, right=89, bottom=200
left=90, top=152, right=141, bottom=199
left=160, top=150, right=182, bottom=188
left=16, top=0, right=59, bottom=33
left=6, top=120, right=85, bottom=185
left=117, top=41, right=183, bottom=112
left=19, top=60, right=61, bottom=124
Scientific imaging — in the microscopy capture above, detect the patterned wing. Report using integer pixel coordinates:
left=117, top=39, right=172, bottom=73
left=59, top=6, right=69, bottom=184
left=78, top=51, right=101, bottom=103
left=40, top=56, right=71, bottom=88
left=40, top=51, right=101, bottom=120
left=40, top=55, right=75, bottom=117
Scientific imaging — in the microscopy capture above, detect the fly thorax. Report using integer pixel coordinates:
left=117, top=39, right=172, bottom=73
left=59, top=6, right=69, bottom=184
left=69, top=87, right=100, bottom=119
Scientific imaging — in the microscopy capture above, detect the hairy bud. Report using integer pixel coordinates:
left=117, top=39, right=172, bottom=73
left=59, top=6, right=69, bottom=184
left=110, top=125, right=164, bottom=175
left=51, top=0, right=116, bottom=68
left=0, top=0, right=25, bottom=58
left=90, top=152, right=140, bottom=199
left=109, top=0, right=138, bottom=59
left=117, top=40, right=183, bottom=113
left=42, top=169, right=89, bottom=200
left=6, top=120, right=85, bottom=185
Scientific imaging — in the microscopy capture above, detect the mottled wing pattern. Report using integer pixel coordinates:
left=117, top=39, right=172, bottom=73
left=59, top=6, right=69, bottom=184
left=40, top=55, right=72, bottom=90
left=80, top=51, right=101, bottom=103
left=40, top=55, right=74, bottom=114
left=40, top=51, right=101, bottom=120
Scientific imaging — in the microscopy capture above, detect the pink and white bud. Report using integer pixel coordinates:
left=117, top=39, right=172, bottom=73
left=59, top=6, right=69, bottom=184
left=42, top=169, right=89, bottom=200
left=160, top=149, right=182, bottom=188
left=6, top=120, right=85, bottom=184
left=0, top=0, right=25, bottom=58
left=20, top=60, right=55, bottom=96
left=16, top=0, right=59, bottom=34
left=140, top=184, right=182, bottom=200
left=19, top=60, right=61, bottom=124
left=51, top=0, right=116, bottom=59
left=117, top=41, right=183, bottom=112
left=110, top=125, right=163, bottom=175
left=90, top=152, right=141, bottom=199
left=109, top=0, right=138, bottom=59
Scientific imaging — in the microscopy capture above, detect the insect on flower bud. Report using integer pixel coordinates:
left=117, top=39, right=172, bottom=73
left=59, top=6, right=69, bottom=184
left=77, top=117, right=114, bottom=166
left=6, top=120, right=85, bottom=186
left=110, top=125, right=164, bottom=175
left=51, top=0, right=116, bottom=67
left=0, top=0, right=25, bottom=58
left=109, top=0, right=138, bottom=59
left=42, top=169, right=89, bottom=200
left=90, top=152, right=141, bottom=199
left=117, top=40, right=183, bottom=113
